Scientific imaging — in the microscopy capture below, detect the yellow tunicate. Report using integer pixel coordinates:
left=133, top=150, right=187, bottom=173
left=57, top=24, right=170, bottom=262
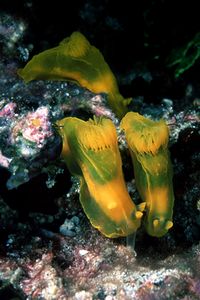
left=18, top=32, right=130, bottom=118
left=121, top=112, right=174, bottom=237
left=56, top=116, right=145, bottom=238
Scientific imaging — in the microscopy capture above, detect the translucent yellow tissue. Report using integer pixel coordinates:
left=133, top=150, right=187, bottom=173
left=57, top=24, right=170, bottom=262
left=18, top=32, right=129, bottom=118
left=121, top=112, right=174, bottom=237
left=56, top=116, right=144, bottom=238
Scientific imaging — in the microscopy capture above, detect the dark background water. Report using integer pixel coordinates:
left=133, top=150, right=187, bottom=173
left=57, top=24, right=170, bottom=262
left=1, top=0, right=200, bottom=101
left=0, top=0, right=200, bottom=70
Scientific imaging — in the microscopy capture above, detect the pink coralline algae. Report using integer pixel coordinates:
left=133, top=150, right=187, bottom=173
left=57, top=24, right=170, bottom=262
left=20, top=252, right=66, bottom=299
left=11, top=106, right=53, bottom=151
left=0, top=101, right=17, bottom=118
left=0, top=93, right=62, bottom=188
left=0, top=150, right=12, bottom=168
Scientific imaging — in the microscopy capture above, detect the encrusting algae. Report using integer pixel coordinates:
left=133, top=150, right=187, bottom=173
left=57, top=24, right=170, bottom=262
left=18, top=31, right=130, bottom=118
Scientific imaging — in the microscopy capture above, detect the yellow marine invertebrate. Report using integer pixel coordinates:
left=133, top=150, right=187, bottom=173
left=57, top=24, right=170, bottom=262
left=18, top=31, right=130, bottom=118
left=56, top=116, right=145, bottom=238
left=121, top=112, right=174, bottom=237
